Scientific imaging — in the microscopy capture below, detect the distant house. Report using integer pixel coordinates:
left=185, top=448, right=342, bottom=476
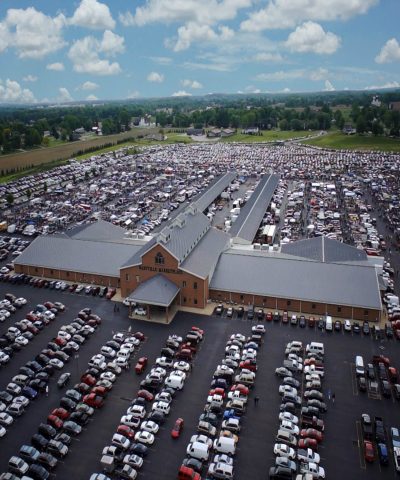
left=72, top=127, right=86, bottom=141
left=187, top=128, right=204, bottom=136
left=242, top=127, right=259, bottom=135
left=342, top=124, right=356, bottom=135
left=389, top=101, right=400, bottom=111
left=371, top=95, right=381, bottom=107
left=207, top=128, right=221, bottom=138
left=220, top=128, right=235, bottom=137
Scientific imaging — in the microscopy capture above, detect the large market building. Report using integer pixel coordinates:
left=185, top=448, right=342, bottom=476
left=15, top=172, right=383, bottom=323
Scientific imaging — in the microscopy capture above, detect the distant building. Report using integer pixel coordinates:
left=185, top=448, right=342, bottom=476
left=220, top=128, right=235, bottom=137
left=242, top=127, right=259, bottom=135
left=389, top=101, right=400, bottom=111
left=371, top=95, right=382, bottom=107
left=187, top=128, right=204, bottom=136
left=342, top=124, right=356, bottom=135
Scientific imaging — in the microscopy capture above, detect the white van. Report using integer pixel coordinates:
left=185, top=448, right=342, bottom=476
left=355, top=356, right=365, bottom=376
left=165, top=374, right=184, bottom=391
left=325, top=316, right=333, bottom=332
left=186, top=441, right=210, bottom=461
left=213, top=436, right=236, bottom=456
left=306, top=342, right=324, bottom=356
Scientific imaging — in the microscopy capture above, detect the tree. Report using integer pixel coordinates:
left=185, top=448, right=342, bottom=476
left=371, top=120, right=383, bottom=136
left=290, top=118, right=303, bottom=131
left=278, top=119, right=289, bottom=130
left=6, top=193, right=14, bottom=205
left=356, top=115, right=367, bottom=134
left=26, top=189, right=32, bottom=199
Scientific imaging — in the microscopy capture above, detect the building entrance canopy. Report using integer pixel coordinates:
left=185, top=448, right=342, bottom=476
left=128, top=274, right=180, bottom=307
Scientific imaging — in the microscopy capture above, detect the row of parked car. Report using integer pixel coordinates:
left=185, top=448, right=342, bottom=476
left=355, top=354, right=400, bottom=400
left=179, top=325, right=265, bottom=480
left=91, top=327, right=202, bottom=480
left=271, top=341, right=327, bottom=480
left=0, top=292, right=26, bottom=323
left=3, top=318, right=141, bottom=480
left=361, top=413, right=400, bottom=470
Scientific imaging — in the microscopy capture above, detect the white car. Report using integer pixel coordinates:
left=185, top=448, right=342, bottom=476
left=0, top=352, right=10, bottom=364
left=140, top=420, right=159, bottom=434
left=15, top=336, right=29, bottom=346
left=127, top=405, right=146, bottom=419
left=169, top=370, right=186, bottom=380
left=8, top=327, right=21, bottom=337
left=344, top=320, right=352, bottom=332
left=0, top=425, right=5, bottom=437
left=227, top=390, right=248, bottom=403
left=0, top=412, right=14, bottom=426
left=134, top=430, right=154, bottom=445
left=134, top=307, right=147, bottom=316
left=124, top=337, right=140, bottom=347
left=190, top=434, right=213, bottom=448
left=300, top=462, right=325, bottom=479
left=120, top=415, right=141, bottom=429
left=113, top=333, right=126, bottom=343
left=123, top=454, right=143, bottom=470
left=101, top=371, right=116, bottom=383
left=151, top=401, right=170, bottom=415
left=279, top=385, right=298, bottom=397
left=279, top=412, right=299, bottom=424
left=155, top=357, right=174, bottom=368
left=287, top=353, right=303, bottom=363
left=101, top=346, right=116, bottom=359
left=91, top=354, right=106, bottom=363
left=230, top=333, right=246, bottom=343
left=66, top=341, right=80, bottom=352
left=280, top=420, right=299, bottom=436
left=273, top=443, right=296, bottom=460
left=252, top=324, right=266, bottom=334
left=297, top=448, right=321, bottom=464
left=0, top=267, right=9, bottom=274
left=58, top=331, right=71, bottom=341
left=173, top=361, right=191, bottom=372
left=221, top=418, right=241, bottom=433
left=13, top=396, right=30, bottom=408
left=150, top=367, right=167, bottom=378
left=121, top=342, right=135, bottom=353
left=0, top=310, right=11, bottom=318
left=6, top=383, right=21, bottom=395
left=43, top=311, right=55, bottom=321
left=49, top=358, right=64, bottom=369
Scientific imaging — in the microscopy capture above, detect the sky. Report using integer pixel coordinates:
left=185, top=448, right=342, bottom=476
left=0, top=0, right=399, bottom=104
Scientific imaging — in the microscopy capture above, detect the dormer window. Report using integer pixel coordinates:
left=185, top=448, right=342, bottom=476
left=155, top=252, right=165, bottom=265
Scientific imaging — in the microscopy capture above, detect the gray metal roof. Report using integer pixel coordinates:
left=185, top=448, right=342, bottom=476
left=193, top=172, right=236, bottom=212
left=15, top=236, right=142, bottom=277
left=230, top=174, right=280, bottom=244
left=181, top=227, right=230, bottom=278
left=128, top=274, right=180, bottom=307
left=66, top=220, right=128, bottom=243
left=281, top=236, right=368, bottom=263
left=210, top=250, right=382, bottom=310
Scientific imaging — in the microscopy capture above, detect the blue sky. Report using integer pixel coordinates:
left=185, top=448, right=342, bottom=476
left=0, top=0, right=399, bottom=103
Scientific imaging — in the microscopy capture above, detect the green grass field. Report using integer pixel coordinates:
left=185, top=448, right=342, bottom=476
left=301, top=131, right=400, bottom=152
left=221, top=130, right=319, bottom=143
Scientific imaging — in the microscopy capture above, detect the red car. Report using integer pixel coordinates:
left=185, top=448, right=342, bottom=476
left=106, top=288, right=116, bottom=300
left=51, top=408, right=69, bottom=420
left=26, top=313, right=39, bottom=322
left=171, top=418, right=184, bottom=438
left=75, top=382, right=91, bottom=394
left=300, top=428, right=323, bottom=443
left=364, top=440, right=375, bottom=462
left=137, top=389, right=154, bottom=402
left=239, top=360, right=257, bottom=372
left=134, top=331, right=145, bottom=341
left=81, top=374, right=96, bottom=386
left=372, top=355, right=390, bottom=366
left=47, top=415, right=63, bottom=429
left=135, top=357, right=148, bottom=375
left=208, top=388, right=225, bottom=398
left=83, top=393, right=104, bottom=408
left=44, top=302, right=55, bottom=310
left=230, top=384, right=249, bottom=395
left=91, top=386, right=107, bottom=397
left=266, top=312, right=273, bottom=321
left=298, top=438, right=318, bottom=450
left=191, top=326, right=204, bottom=335
left=308, top=316, right=316, bottom=328
left=117, top=425, right=135, bottom=439
left=55, top=337, right=67, bottom=347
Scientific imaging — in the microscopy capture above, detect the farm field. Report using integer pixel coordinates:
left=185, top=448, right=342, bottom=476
left=301, top=131, right=400, bottom=151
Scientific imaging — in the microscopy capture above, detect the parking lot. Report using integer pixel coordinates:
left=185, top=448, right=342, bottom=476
left=0, top=282, right=399, bottom=479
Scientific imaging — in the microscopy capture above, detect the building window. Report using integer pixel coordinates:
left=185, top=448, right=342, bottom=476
left=287, top=300, right=291, bottom=306
left=337, top=306, right=342, bottom=313
left=194, top=299, right=198, bottom=305
left=50, top=270, right=54, bottom=275
left=193, top=282, right=198, bottom=290
left=35, top=267, right=38, bottom=273
left=182, top=281, right=187, bottom=287
left=126, top=273, right=130, bottom=282
left=364, top=310, right=369, bottom=316
left=66, top=272, right=69, bottom=277
left=183, top=297, right=187, bottom=303
left=136, top=275, right=140, bottom=283
left=312, top=304, right=316, bottom=309
left=155, top=252, right=165, bottom=265
left=240, top=295, right=244, bottom=301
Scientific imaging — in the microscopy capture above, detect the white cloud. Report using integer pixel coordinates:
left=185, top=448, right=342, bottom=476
left=285, top=21, right=340, bottom=55
left=241, top=0, right=378, bottom=31
left=70, top=0, right=116, bottom=30
left=183, top=61, right=233, bottom=72
left=121, top=0, right=253, bottom=27
left=168, top=22, right=234, bottom=52
left=0, top=7, right=66, bottom=59
left=245, top=85, right=262, bottom=93
left=171, top=90, right=192, bottom=97
left=309, top=67, right=329, bottom=81
left=182, top=79, right=203, bottom=89
left=86, top=94, right=98, bottom=101
left=47, top=62, right=65, bottom=71
left=364, top=81, right=400, bottom=90
left=23, top=75, right=38, bottom=82
left=255, top=68, right=331, bottom=82
left=324, top=80, right=335, bottom=91
left=127, top=90, right=140, bottom=99
left=150, top=56, right=172, bottom=65
left=79, top=81, right=99, bottom=90
left=375, top=38, right=400, bottom=64
left=68, top=31, right=124, bottom=75
left=0, top=78, right=36, bottom=104
left=147, top=71, right=164, bottom=83
left=253, top=52, right=283, bottom=62
left=58, top=87, right=73, bottom=103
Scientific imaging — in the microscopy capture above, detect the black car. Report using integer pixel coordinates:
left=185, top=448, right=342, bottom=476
left=358, top=376, right=367, bottom=392
left=299, top=316, right=306, bottom=328
left=147, top=410, right=165, bottom=425
left=353, top=322, right=361, bottom=334
left=65, top=389, right=82, bottom=403
left=317, top=319, right=325, bottom=330
left=35, top=372, right=50, bottom=382
left=237, top=307, right=244, bottom=318
left=210, top=378, right=228, bottom=390
left=363, top=321, right=370, bottom=335
left=199, top=412, right=219, bottom=427
left=19, top=366, right=35, bottom=378
left=28, top=463, right=50, bottom=480
left=269, top=466, right=293, bottom=479
left=37, top=452, right=57, bottom=470
left=280, top=402, right=296, bottom=414
left=38, top=423, right=57, bottom=439
left=273, top=312, right=281, bottom=322
left=31, top=434, right=49, bottom=451
left=128, top=442, right=148, bottom=457
left=385, top=324, right=394, bottom=338
left=28, top=379, right=47, bottom=393
left=26, top=361, right=42, bottom=373
left=69, top=411, right=90, bottom=426
left=0, top=390, right=13, bottom=404
left=160, top=347, right=175, bottom=359
left=60, top=397, right=77, bottom=411
left=182, top=457, right=202, bottom=473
